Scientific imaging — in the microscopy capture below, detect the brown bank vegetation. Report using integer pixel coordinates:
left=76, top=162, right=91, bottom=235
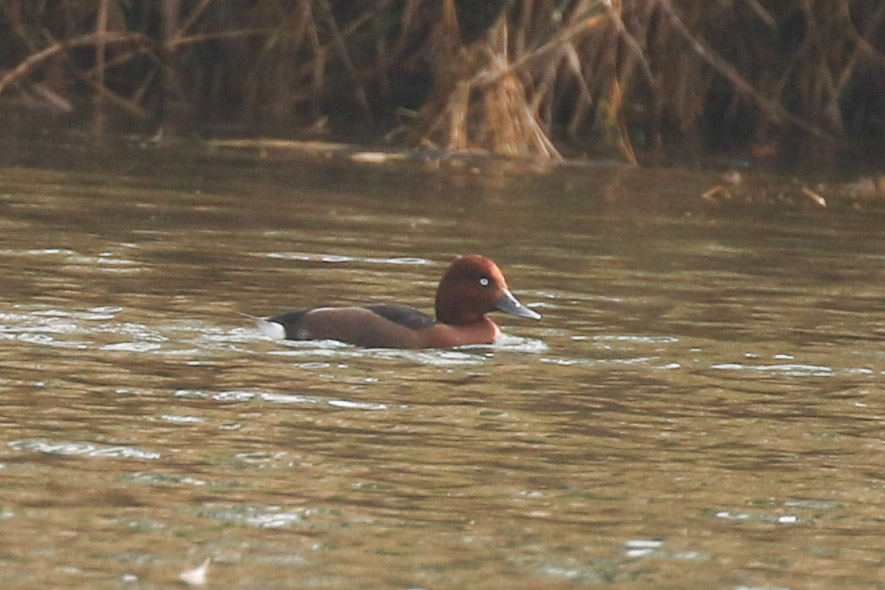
left=1, top=0, right=883, bottom=163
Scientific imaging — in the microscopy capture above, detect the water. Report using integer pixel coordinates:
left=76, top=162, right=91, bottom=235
left=1, top=132, right=885, bottom=589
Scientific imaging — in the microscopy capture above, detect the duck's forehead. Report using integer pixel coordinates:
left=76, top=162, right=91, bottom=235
left=485, top=262, right=506, bottom=283
left=447, top=256, right=508, bottom=285
left=462, top=259, right=505, bottom=283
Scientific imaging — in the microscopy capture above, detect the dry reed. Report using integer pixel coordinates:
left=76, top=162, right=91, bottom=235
left=0, top=0, right=882, bottom=161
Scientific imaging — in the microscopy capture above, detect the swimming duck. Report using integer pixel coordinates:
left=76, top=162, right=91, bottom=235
left=249, top=254, right=540, bottom=349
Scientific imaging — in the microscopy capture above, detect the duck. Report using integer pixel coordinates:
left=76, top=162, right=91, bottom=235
left=248, top=254, right=540, bottom=349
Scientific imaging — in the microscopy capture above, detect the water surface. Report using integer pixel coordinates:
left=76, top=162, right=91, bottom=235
left=1, top=134, right=885, bottom=589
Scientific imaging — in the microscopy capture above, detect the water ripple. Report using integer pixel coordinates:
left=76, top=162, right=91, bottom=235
left=710, top=362, right=833, bottom=376
left=8, top=439, right=161, bottom=459
left=198, top=505, right=305, bottom=528
left=263, top=252, right=431, bottom=266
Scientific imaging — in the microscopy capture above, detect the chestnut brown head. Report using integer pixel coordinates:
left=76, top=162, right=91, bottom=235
left=434, top=255, right=540, bottom=325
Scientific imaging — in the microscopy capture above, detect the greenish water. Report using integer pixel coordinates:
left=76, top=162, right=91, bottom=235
left=1, top=132, right=885, bottom=589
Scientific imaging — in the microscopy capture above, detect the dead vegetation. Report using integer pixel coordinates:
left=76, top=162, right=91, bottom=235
left=0, top=0, right=883, bottom=162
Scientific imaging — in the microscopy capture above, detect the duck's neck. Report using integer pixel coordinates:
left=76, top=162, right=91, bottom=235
left=426, top=317, right=500, bottom=348
left=435, top=297, right=484, bottom=325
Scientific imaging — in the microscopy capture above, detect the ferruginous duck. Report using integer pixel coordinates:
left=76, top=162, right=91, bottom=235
left=249, top=254, right=540, bottom=349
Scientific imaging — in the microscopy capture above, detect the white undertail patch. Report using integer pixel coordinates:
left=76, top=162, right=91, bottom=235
left=255, top=318, right=286, bottom=340
left=240, top=313, right=287, bottom=340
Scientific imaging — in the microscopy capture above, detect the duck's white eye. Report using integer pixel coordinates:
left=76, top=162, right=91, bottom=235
left=479, top=277, right=490, bottom=286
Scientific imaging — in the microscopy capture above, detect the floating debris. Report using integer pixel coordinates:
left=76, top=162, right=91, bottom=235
left=702, top=171, right=826, bottom=208
left=799, top=186, right=826, bottom=207
left=179, top=557, right=210, bottom=586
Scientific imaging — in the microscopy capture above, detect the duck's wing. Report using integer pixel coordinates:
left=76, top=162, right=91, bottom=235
left=363, top=304, right=437, bottom=331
